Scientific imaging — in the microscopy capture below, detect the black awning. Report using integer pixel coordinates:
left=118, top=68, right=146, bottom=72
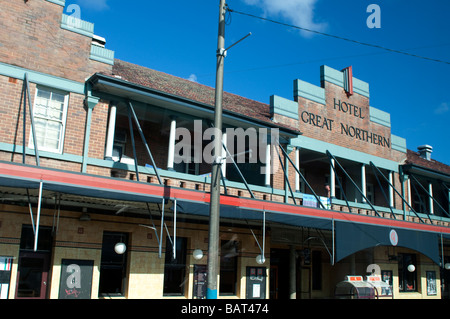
left=0, top=174, right=163, bottom=204
left=174, top=200, right=333, bottom=230
left=335, top=221, right=440, bottom=265
left=0, top=175, right=41, bottom=189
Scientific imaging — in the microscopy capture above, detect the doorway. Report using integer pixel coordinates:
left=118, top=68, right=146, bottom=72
left=15, top=252, right=50, bottom=299
left=269, top=249, right=290, bottom=299
left=15, top=225, right=53, bottom=299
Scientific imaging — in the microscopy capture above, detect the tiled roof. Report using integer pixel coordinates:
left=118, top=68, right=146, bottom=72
left=111, top=59, right=299, bottom=133
left=405, top=149, right=450, bottom=176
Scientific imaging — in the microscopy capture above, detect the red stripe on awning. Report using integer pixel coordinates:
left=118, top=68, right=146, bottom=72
left=1, top=162, right=449, bottom=235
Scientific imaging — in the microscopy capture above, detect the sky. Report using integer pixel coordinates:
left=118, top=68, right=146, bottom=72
left=66, top=0, right=450, bottom=165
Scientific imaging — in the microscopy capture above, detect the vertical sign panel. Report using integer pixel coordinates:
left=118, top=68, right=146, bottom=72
left=193, top=264, right=208, bottom=299
left=59, top=259, right=94, bottom=299
left=246, top=267, right=266, bottom=299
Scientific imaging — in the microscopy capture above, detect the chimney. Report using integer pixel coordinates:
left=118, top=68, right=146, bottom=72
left=417, top=145, right=433, bottom=160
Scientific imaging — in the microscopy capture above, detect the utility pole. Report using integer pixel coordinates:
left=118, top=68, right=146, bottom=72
left=207, top=0, right=226, bottom=299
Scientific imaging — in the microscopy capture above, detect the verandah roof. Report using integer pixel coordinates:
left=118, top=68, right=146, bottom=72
left=0, top=161, right=448, bottom=265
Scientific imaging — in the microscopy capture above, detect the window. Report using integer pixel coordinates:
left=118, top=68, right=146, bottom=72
left=174, top=157, right=199, bottom=175
left=98, top=232, right=128, bottom=296
left=220, top=240, right=238, bottom=295
left=327, top=174, right=344, bottom=200
left=19, top=225, right=53, bottom=252
left=226, top=133, right=265, bottom=186
left=163, top=237, right=187, bottom=296
left=398, top=253, right=417, bottom=292
left=29, top=87, right=69, bottom=153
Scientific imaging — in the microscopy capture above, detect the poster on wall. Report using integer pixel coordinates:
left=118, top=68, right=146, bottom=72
left=246, top=267, right=266, bottom=299
left=427, top=271, right=437, bottom=296
left=59, top=259, right=94, bottom=299
left=193, top=264, right=207, bottom=299
left=0, top=257, right=13, bottom=299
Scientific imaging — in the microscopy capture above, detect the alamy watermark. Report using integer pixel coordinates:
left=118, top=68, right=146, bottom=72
left=66, top=4, right=82, bottom=28
left=174, top=120, right=280, bottom=175
left=367, top=4, right=381, bottom=29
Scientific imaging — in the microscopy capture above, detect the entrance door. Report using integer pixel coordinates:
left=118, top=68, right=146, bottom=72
left=15, top=252, right=50, bottom=299
left=269, top=249, right=290, bottom=299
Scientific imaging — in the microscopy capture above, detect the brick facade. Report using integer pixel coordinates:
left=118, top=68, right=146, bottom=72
left=0, top=0, right=111, bottom=82
left=0, top=0, right=448, bottom=301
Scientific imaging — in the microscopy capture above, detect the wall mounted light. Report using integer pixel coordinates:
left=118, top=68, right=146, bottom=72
left=79, top=208, right=91, bottom=221
left=444, top=263, right=450, bottom=270
left=79, top=213, right=91, bottom=221
left=193, top=249, right=203, bottom=260
left=114, top=242, right=127, bottom=255
left=256, top=255, right=266, bottom=265
left=407, top=264, right=415, bottom=272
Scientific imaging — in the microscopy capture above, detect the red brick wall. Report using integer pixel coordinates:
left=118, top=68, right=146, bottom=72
left=0, top=0, right=409, bottom=212
left=0, top=0, right=112, bottom=82
left=297, top=81, right=403, bottom=162
left=0, top=76, right=25, bottom=147
left=270, top=144, right=297, bottom=192
left=0, top=74, right=108, bottom=172
left=64, top=93, right=88, bottom=157
left=0, top=0, right=113, bottom=173
left=87, top=100, right=109, bottom=159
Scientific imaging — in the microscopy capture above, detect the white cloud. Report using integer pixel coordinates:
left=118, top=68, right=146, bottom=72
left=76, top=0, right=109, bottom=11
left=187, top=74, right=198, bottom=83
left=434, top=102, right=449, bottom=115
left=242, top=0, right=327, bottom=37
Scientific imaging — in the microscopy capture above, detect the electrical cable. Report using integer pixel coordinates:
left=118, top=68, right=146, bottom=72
left=227, top=7, right=450, bottom=65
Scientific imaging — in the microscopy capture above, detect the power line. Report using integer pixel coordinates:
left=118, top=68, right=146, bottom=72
left=227, top=7, right=450, bottom=65
left=194, top=43, right=450, bottom=80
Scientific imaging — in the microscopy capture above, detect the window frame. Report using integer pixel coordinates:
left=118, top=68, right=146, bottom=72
left=163, top=237, right=188, bottom=296
left=398, top=253, right=417, bottom=293
left=219, top=240, right=239, bottom=296
left=98, top=232, right=129, bottom=297
left=28, top=86, right=69, bottom=154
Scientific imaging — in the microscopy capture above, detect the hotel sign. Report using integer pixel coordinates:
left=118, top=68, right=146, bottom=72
left=300, top=98, right=390, bottom=148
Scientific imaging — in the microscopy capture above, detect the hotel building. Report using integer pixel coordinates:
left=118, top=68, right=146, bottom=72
left=0, top=0, right=449, bottom=299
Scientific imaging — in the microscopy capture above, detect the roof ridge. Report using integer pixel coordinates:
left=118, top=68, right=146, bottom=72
left=110, top=58, right=300, bottom=133
left=406, top=149, right=450, bottom=174
left=113, top=58, right=269, bottom=107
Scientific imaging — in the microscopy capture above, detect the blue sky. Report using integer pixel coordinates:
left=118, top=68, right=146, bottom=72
left=66, top=0, right=449, bottom=165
